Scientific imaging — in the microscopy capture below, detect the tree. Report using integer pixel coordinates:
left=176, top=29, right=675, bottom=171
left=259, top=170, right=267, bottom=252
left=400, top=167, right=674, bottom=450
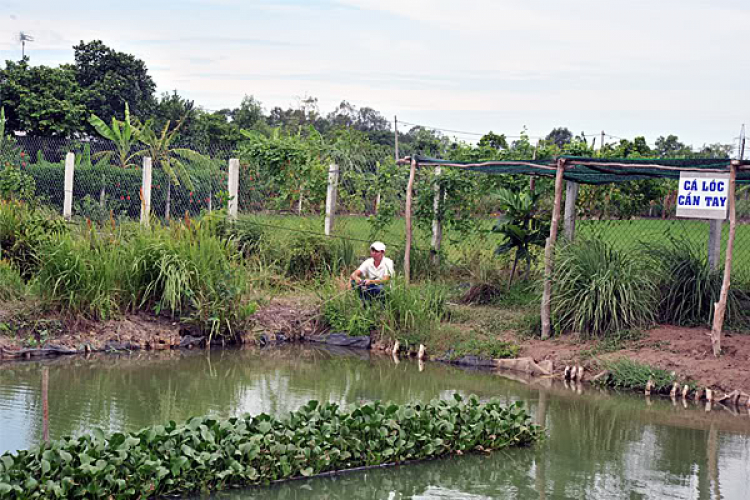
left=654, top=134, right=690, bottom=157
left=232, top=95, right=266, bottom=131
left=545, top=127, right=573, bottom=149
left=136, top=117, right=207, bottom=220
left=0, top=58, right=88, bottom=136
left=74, top=40, right=156, bottom=129
left=478, top=131, right=508, bottom=151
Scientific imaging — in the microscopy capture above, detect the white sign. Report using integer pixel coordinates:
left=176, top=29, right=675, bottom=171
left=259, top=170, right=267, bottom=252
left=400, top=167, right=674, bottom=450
left=675, top=172, right=730, bottom=220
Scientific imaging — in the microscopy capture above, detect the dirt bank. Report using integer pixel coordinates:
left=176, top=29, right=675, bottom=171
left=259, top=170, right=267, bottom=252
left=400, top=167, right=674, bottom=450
left=2, top=300, right=749, bottom=398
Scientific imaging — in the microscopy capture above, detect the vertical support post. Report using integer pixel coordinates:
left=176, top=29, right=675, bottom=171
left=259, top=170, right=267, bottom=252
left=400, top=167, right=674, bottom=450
left=711, top=160, right=738, bottom=356
left=563, top=181, right=579, bottom=241
left=404, top=158, right=417, bottom=285
left=324, top=164, right=339, bottom=236
left=541, top=159, right=566, bottom=340
left=63, top=152, right=75, bottom=221
left=708, top=219, right=723, bottom=270
left=228, top=158, right=239, bottom=220
left=529, top=140, right=538, bottom=193
left=431, top=166, right=443, bottom=265
left=140, top=157, right=152, bottom=227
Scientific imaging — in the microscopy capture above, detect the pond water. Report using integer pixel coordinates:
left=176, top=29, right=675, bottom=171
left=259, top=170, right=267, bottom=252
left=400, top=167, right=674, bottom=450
left=1, top=345, right=749, bottom=499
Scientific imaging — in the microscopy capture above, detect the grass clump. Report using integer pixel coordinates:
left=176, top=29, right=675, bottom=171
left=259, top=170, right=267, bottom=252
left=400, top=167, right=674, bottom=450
left=644, top=236, right=748, bottom=327
left=322, top=278, right=449, bottom=345
left=0, top=260, right=25, bottom=301
left=0, top=395, right=540, bottom=499
left=598, top=358, right=677, bottom=392
left=448, top=337, right=520, bottom=360
left=0, top=201, right=67, bottom=277
left=552, top=239, right=657, bottom=338
left=32, top=218, right=255, bottom=338
left=281, top=232, right=356, bottom=280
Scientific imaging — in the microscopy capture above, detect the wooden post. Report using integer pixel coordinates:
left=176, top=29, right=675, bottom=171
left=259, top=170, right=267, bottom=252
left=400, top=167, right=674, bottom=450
left=563, top=181, right=579, bottom=241
left=228, top=158, right=239, bottom=220
left=63, top=152, right=75, bottom=221
left=140, top=157, right=152, bottom=227
left=404, top=158, right=417, bottom=285
left=541, top=159, right=566, bottom=339
left=710, top=160, right=738, bottom=356
left=529, top=140, right=538, bottom=193
left=708, top=219, right=723, bottom=270
left=324, top=164, right=339, bottom=236
left=431, top=166, right=443, bottom=265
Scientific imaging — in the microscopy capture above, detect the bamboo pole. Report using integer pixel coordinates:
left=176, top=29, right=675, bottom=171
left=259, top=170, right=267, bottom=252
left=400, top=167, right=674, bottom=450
left=404, top=158, right=417, bottom=285
left=710, top=160, right=738, bottom=356
left=541, top=159, right=566, bottom=339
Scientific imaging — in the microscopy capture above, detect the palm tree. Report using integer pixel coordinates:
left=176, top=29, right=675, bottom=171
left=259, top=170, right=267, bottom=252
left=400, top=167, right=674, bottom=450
left=135, top=116, right=207, bottom=221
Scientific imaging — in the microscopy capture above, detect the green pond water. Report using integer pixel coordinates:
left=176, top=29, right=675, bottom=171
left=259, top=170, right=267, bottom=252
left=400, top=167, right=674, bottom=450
left=1, top=345, right=749, bottom=499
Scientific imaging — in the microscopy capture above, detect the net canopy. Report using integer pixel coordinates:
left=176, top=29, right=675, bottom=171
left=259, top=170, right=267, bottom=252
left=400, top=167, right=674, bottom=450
left=404, top=155, right=750, bottom=185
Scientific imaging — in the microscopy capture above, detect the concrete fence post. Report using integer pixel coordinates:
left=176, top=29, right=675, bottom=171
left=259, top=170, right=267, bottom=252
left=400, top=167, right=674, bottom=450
left=140, top=157, right=152, bottom=226
left=63, top=152, right=75, bottom=221
left=708, top=219, right=723, bottom=270
left=324, top=163, right=339, bottom=236
left=563, top=181, right=579, bottom=241
left=228, top=158, right=239, bottom=219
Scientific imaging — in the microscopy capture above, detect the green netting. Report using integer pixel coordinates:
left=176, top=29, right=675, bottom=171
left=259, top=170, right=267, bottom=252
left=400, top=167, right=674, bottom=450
left=411, top=155, right=750, bottom=185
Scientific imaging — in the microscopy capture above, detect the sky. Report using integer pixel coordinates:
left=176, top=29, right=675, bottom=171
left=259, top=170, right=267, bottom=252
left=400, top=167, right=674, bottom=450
left=1, top=0, right=749, bottom=150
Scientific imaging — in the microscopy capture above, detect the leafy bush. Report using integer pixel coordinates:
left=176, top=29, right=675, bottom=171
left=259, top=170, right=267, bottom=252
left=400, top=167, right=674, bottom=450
left=282, top=232, right=356, bottom=280
left=0, top=395, right=540, bottom=499
left=0, top=202, right=67, bottom=277
left=0, top=260, right=25, bottom=301
left=644, top=236, right=748, bottom=327
left=598, top=358, right=677, bottom=392
left=552, top=239, right=657, bottom=337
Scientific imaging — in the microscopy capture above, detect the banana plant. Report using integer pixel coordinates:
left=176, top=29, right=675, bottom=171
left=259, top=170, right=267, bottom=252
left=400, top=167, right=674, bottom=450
left=135, top=115, right=206, bottom=221
left=492, top=187, right=550, bottom=286
left=88, top=103, right=142, bottom=169
left=89, top=104, right=144, bottom=206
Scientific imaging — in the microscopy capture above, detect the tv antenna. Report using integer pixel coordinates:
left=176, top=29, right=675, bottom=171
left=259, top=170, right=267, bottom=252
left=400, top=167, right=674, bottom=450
left=18, top=32, right=34, bottom=58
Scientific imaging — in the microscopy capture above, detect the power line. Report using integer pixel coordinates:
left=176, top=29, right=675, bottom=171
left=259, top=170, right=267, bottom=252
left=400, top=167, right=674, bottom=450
left=398, top=120, right=542, bottom=139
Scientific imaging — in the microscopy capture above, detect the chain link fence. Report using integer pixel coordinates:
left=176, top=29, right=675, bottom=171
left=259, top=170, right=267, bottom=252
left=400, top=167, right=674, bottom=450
left=3, top=135, right=748, bottom=280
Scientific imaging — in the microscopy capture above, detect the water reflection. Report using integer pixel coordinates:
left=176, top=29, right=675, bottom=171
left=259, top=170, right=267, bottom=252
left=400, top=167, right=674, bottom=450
left=1, top=345, right=749, bottom=499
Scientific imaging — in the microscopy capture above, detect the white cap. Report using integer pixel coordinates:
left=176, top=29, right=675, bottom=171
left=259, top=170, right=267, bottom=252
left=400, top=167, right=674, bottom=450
left=370, top=241, right=386, bottom=252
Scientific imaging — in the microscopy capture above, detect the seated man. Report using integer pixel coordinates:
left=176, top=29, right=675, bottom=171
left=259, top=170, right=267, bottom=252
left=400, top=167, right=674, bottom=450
left=350, top=241, right=394, bottom=301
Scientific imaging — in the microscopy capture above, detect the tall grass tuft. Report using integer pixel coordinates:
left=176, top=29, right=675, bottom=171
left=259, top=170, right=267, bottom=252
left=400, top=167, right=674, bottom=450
left=0, top=259, right=25, bottom=301
left=322, top=277, right=449, bottom=345
left=33, top=232, right=124, bottom=319
left=644, top=236, right=748, bottom=327
left=600, top=358, right=677, bottom=392
left=552, top=239, right=657, bottom=337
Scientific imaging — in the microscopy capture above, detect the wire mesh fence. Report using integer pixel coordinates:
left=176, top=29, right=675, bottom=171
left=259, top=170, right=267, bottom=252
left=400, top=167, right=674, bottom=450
left=3, top=135, right=749, bottom=281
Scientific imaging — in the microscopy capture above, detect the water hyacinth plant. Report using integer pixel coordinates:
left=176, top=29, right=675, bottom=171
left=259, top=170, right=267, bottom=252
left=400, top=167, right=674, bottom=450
left=0, top=395, right=541, bottom=499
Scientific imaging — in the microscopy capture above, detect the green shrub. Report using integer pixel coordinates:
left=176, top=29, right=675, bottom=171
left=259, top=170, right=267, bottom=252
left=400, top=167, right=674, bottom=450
left=0, top=202, right=67, bottom=277
left=599, top=358, right=677, bottom=392
left=227, top=216, right=266, bottom=258
left=0, top=260, right=24, bottom=301
left=283, top=232, right=356, bottom=280
left=552, top=239, right=657, bottom=337
left=644, top=236, right=748, bottom=327
left=449, top=337, right=520, bottom=360
left=0, top=395, right=540, bottom=499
